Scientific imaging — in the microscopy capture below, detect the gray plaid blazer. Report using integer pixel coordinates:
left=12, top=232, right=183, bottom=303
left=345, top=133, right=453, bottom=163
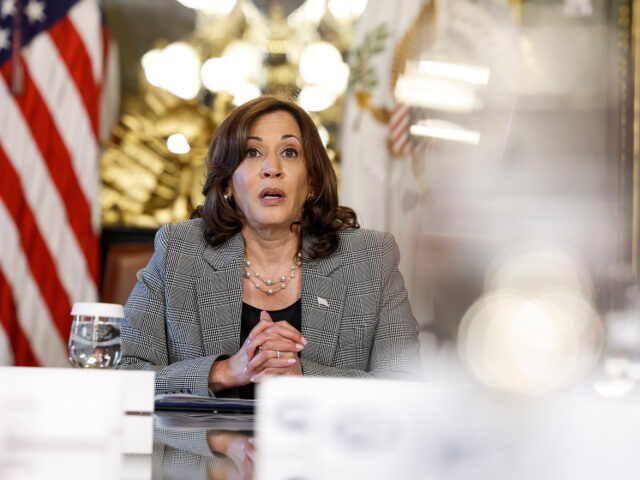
left=119, top=218, right=420, bottom=396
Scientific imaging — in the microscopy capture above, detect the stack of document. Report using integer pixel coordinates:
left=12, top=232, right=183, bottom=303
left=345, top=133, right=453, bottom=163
left=154, top=393, right=255, bottom=414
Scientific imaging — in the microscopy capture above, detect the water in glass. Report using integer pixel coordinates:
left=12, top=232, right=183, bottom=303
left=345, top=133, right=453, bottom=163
left=68, top=303, right=124, bottom=368
left=69, top=317, right=122, bottom=368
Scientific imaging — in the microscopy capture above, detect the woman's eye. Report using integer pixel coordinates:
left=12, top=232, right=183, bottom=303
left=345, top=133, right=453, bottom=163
left=282, top=148, right=298, bottom=158
left=246, top=148, right=260, bottom=158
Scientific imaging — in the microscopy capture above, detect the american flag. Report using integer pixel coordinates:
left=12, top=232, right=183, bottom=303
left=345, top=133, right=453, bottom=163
left=0, top=0, right=108, bottom=366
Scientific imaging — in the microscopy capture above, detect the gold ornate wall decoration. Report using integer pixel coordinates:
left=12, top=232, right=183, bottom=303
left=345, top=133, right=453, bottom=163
left=618, top=0, right=639, bottom=276
left=633, top=0, right=640, bottom=276
left=101, top=89, right=226, bottom=228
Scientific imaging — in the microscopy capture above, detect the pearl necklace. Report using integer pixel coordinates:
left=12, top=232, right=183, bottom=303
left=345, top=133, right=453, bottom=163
left=244, top=252, right=302, bottom=295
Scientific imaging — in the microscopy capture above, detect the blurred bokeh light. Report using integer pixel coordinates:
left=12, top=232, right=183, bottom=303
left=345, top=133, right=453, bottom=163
left=458, top=243, right=604, bottom=394
left=141, top=41, right=201, bottom=99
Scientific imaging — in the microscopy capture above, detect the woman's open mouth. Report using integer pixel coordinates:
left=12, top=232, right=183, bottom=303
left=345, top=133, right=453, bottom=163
left=259, top=187, right=286, bottom=204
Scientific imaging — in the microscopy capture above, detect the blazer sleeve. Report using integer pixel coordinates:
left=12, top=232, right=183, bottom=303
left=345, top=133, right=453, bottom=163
left=300, top=232, right=421, bottom=379
left=119, top=223, right=221, bottom=396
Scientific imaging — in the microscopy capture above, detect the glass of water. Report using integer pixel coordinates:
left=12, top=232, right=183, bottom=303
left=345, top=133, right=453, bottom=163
left=68, top=302, right=124, bottom=368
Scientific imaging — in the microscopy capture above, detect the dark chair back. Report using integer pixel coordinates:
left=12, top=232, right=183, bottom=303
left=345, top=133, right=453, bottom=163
left=101, top=243, right=154, bottom=305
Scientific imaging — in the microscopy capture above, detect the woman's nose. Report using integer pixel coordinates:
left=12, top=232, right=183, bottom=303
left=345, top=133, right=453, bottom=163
left=260, top=155, right=283, bottom=178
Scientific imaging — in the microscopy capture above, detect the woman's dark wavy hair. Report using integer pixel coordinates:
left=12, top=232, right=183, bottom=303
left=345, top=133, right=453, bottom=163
left=191, top=95, right=359, bottom=260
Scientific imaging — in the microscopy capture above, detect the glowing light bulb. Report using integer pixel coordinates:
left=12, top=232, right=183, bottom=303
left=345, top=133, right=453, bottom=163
left=176, top=0, right=237, bottom=14
left=230, top=81, right=261, bottom=106
left=167, top=133, right=190, bottom=154
left=222, top=41, right=262, bottom=81
left=201, top=57, right=234, bottom=92
left=328, top=0, right=367, bottom=20
left=298, top=86, right=335, bottom=112
left=299, top=42, right=348, bottom=94
left=142, top=42, right=201, bottom=100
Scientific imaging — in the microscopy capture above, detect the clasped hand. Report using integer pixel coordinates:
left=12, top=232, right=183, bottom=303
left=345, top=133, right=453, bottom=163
left=210, top=311, right=305, bottom=392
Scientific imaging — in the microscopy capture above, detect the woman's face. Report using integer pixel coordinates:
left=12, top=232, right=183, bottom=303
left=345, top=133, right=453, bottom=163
left=229, top=110, right=310, bottom=234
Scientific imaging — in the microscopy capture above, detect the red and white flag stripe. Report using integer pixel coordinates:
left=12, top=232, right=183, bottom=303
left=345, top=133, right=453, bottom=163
left=0, top=200, right=69, bottom=367
left=390, top=102, right=412, bottom=156
left=389, top=102, right=428, bottom=157
left=0, top=0, right=108, bottom=367
left=68, top=0, right=103, bottom=83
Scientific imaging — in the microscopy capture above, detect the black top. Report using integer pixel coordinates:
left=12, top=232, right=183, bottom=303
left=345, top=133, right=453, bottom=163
left=238, top=299, right=302, bottom=399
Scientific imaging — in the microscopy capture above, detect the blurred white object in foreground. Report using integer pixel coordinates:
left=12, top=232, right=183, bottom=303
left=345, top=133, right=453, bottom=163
left=459, top=242, right=604, bottom=394
left=0, top=368, right=154, bottom=480
left=256, top=377, right=640, bottom=480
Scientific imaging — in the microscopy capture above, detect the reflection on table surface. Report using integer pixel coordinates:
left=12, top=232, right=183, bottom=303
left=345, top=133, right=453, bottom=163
left=6, top=377, right=640, bottom=480
left=150, top=411, right=255, bottom=480
left=146, top=379, right=640, bottom=480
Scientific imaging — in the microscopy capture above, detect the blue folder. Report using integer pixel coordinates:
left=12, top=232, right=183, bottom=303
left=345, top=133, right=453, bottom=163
left=154, top=394, right=255, bottom=414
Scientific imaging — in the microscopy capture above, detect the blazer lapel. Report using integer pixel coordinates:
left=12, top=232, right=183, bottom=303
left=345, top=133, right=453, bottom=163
left=196, top=233, right=245, bottom=356
left=300, top=246, right=346, bottom=366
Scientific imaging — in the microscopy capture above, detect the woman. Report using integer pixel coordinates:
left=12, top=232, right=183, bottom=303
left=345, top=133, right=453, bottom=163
left=119, top=96, right=420, bottom=398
